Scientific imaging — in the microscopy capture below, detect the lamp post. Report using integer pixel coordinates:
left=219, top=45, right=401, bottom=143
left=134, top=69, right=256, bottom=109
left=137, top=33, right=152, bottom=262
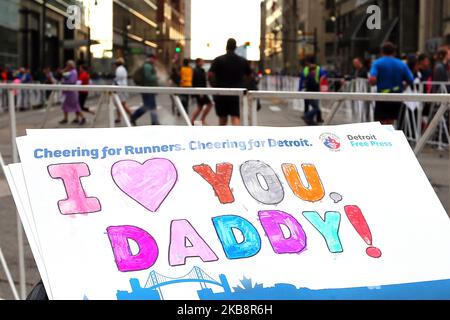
left=40, top=0, right=47, bottom=70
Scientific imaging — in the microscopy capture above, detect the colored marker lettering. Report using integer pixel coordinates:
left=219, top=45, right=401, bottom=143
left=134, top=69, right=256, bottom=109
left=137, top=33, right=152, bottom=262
left=282, top=163, right=325, bottom=202
left=303, top=211, right=343, bottom=253
left=240, top=161, right=284, bottom=205
left=193, top=163, right=234, bottom=204
left=107, top=225, right=159, bottom=272
left=259, top=210, right=307, bottom=254
left=212, top=215, right=261, bottom=259
left=48, top=163, right=101, bottom=215
left=169, top=219, right=219, bottom=266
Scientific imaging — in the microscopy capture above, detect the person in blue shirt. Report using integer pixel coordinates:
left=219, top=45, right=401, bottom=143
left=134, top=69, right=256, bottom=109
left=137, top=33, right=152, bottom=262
left=299, top=56, right=327, bottom=125
left=369, top=42, right=414, bottom=125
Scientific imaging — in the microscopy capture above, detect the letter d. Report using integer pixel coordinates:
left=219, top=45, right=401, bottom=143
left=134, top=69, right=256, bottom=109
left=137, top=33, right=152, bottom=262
left=212, top=215, right=261, bottom=259
left=107, top=225, right=159, bottom=272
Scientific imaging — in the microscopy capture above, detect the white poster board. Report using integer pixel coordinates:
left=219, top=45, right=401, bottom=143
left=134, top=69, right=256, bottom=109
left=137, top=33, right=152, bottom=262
left=6, top=124, right=450, bottom=300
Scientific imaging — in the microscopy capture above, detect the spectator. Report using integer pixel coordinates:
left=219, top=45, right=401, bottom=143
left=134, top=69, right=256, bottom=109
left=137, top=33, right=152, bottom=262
left=42, top=67, right=56, bottom=100
left=78, top=64, right=94, bottom=115
left=369, top=42, right=414, bottom=125
left=417, top=53, right=432, bottom=93
left=59, top=60, right=86, bottom=125
left=432, top=47, right=449, bottom=93
left=353, top=57, right=368, bottom=79
left=208, top=38, right=251, bottom=126
left=191, top=58, right=213, bottom=125
left=179, top=58, right=193, bottom=114
left=17, top=67, right=32, bottom=111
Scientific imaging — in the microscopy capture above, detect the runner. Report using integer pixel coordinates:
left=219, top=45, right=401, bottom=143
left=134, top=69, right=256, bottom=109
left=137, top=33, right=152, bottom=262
left=191, top=58, right=213, bottom=125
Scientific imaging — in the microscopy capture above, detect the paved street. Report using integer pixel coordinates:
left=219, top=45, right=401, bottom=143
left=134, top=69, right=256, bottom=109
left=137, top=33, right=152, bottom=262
left=0, top=92, right=448, bottom=299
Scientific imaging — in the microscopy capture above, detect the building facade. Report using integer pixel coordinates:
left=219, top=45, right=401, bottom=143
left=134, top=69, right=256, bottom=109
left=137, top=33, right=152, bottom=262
left=157, top=0, right=185, bottom=68
left=0, top=0, right=20, bottom=69
left=419, top=0, right=450, bottom=54
left=20, top=0, right=90, bottom=71
left=112, top=0, right=185, bottom=74
left=334, top=0, right=421, bottom=73
left=113, top=0, right=159, bottom=74
left=261, top=0, right=336, bottom=75
left=0, top=0, right=90, bottom=73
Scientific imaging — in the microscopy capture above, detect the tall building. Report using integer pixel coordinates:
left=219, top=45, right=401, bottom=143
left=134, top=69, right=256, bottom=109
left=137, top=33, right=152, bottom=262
left=260, top=0, right=335, bottom=75
left=262, top=0, right=282, bottom=73
left=112, top=0, right=185, bottom=74
left=157, top=0, right=185, bottom=68
left=334, top=0, right=420, bottom=73
left=15, top=0, right=90, bottom=73
left=0, top=0, right=20, bottom=69
left=419, top=0, right=450, bottom=54
left=297, top=0, right=336, bottom=67
left=113, top=0, right=159, bottom=74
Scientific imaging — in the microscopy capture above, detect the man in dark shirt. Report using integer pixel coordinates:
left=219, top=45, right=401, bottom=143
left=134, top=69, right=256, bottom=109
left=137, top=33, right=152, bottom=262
left=209, top=38, right=251, bottom=126
left=191, top=58, right=213, bottom=125
left=352, top=57, right=368, bottom=79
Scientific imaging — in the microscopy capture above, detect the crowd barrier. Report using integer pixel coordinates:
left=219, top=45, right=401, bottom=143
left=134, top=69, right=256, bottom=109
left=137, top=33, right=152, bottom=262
left=0, top=82, right=449, bottom=300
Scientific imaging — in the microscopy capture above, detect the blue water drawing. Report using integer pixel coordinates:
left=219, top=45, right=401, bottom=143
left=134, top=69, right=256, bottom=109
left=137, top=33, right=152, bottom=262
left=116, top=266, right=450, bottom=300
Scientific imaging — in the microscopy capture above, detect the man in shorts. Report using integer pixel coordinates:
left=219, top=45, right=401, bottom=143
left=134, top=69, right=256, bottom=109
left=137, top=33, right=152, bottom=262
left=209, top=38, right=251, bottom=126
left=369, top=42, right=414, bottom=125
left=191, top=58, right=213, bottom=125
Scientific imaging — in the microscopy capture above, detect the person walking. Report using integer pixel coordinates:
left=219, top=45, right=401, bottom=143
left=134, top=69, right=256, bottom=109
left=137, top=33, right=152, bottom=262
left=59, top=60, right=86, bottom=125
left=369, top=42, right=414, bottom=125
left=208, top=38, right=251, bottom=126
left=130, top=54, right=160, bottom=126
left=78, top=64, right=94, bottom=116
left=299, top=56, right=327, bottom=125
left=113, top=57, right=133, bottom=123
left=432, top=48, right=449, bottom=93
left=179, top=58, right=193, bottom=114
left=191, top=58, right=213, bottom=125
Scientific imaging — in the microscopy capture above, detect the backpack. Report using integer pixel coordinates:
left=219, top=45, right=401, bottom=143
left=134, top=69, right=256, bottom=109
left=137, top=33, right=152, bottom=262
left=133, top=65, right=145, bottom=86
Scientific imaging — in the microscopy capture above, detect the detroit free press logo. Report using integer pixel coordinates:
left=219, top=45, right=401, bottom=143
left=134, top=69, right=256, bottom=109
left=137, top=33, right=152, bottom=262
left=320, top=133, right=341, bottom=151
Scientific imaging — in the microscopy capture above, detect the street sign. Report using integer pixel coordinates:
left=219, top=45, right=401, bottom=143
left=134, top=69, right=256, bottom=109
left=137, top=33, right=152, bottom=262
left=62, top=39, right=99, bottom=48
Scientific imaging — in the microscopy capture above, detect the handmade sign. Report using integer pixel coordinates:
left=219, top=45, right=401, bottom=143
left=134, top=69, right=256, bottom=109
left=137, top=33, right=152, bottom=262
left=5, top=123, right=450, bottom=300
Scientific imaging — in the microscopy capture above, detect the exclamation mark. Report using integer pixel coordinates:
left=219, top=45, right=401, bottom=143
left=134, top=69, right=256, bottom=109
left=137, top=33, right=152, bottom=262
left=344, top=205, right=382, bottom=258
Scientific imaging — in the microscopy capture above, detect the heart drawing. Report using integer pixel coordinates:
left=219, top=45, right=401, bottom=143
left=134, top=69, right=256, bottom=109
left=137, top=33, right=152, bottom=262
left=111, top=158, right=178, bottom=212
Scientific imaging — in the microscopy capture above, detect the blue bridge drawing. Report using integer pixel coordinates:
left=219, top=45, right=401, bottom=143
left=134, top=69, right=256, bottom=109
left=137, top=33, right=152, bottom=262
left=116, top=265, right=450, bottom=300
left=116, top=266, right=230, bottom=300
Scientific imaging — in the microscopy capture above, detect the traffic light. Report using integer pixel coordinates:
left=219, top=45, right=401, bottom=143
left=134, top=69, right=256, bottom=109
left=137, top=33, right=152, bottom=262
left=175, top=44, right=181, bottom=53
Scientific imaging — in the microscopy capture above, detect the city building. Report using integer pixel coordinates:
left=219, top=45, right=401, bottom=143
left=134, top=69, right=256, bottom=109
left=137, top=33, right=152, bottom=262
left=157, top=0, right=186, bottom=68
left=261, top=0, right=285, bottom=74
left=112, top=0, right=159, bottom=74
left=20, top=0, right=90, bottom=72
left=334, top=0, right=420, bottom=73
left=0, top=0, right=91, bottom=74
left=419, top=0, right=450, bottom=54
left=112, top=0, right=185, bottom=74
left=297, top=0, right=336, bottom=69
left=0, top=0, right=20, bottom=68
left=261, top=0, right=335, bottom=75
